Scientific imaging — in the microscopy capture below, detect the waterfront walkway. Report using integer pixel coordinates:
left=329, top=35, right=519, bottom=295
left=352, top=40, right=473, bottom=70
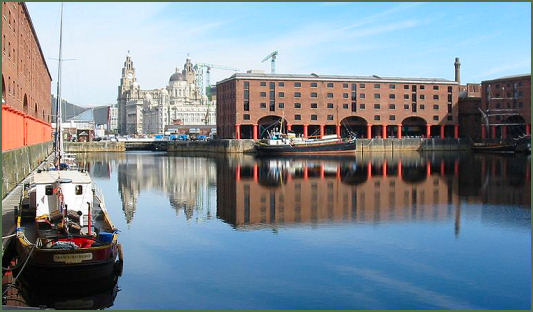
left=2, top=154, right=53, bottom=252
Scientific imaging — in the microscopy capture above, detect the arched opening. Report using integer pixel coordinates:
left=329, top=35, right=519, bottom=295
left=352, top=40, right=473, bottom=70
left=340, top=116, right=368, bottom=138
left=505, top=115, right=526, bottom=138
left=402, top=116, right=427, bottom=137
left=257, top=115, right=286, bottom=139
left=402, top=164, right=427, bottom=184
left=340, top=163, right=367, bottom=185
left=23, top=94, right=28, bottom=113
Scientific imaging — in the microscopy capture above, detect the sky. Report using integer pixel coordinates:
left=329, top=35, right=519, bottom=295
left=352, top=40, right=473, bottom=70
left=26, top=2, right=531, bottom=107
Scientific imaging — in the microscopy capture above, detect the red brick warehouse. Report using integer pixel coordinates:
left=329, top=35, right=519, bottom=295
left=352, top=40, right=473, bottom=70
left=480, top=74, right=531, bottom=139
left=2, top=2, right=52, bottom=151
left=216, top=59, right=461, bottom=140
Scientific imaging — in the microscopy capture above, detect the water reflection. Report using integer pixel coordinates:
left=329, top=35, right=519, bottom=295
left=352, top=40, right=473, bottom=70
left=103, top=152, right=216, bottom=223
left=78, top=152, right=530, bottom=231
left=217, top=153, right=530, bottom=231
left=68, top=151, right=530, bottom=309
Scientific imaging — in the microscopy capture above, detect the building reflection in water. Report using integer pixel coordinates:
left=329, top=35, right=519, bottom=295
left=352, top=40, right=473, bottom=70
left=217, top=153, right=530, bottom=234
left=82, top=152, right=529, bottom=233
left=113, top=152, right=217, bottom=223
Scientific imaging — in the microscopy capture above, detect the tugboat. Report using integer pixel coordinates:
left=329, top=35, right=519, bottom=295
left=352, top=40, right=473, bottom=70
left=255, top=129, right=357, bottom=156
left=11, top=3, right=122, bottom=285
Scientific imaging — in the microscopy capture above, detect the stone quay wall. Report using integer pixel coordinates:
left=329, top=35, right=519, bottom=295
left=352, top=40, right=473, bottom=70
left=356, top=138, right=470, bottom=153
left=168, top=139, right=256, bottom=154
left=2, top=141, right=52, bottom=198
left=65, top=142, right=126, bottom=152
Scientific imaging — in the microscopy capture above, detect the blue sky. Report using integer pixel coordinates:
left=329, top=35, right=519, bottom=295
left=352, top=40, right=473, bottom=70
left=26, top=2, right=531, bottom=107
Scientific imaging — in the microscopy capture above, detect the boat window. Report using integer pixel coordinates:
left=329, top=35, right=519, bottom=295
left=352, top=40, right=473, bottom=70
left=45, top=185, right=53, bottom=195
left=75, top=185, right=83, bottom=195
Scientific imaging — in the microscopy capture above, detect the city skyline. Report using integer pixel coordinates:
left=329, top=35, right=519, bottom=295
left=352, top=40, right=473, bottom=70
left=27, top=2, right=531, bottom=107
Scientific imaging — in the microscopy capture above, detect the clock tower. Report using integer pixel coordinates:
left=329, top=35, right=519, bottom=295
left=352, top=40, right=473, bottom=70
left=117, top=53, right=139, bottom=134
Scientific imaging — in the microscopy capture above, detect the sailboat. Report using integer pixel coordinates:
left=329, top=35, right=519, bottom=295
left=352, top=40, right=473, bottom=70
left=13, top=3, right=123, bottom=284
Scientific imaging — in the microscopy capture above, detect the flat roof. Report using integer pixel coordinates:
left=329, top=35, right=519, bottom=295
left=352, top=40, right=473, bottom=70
left=33, top=170, right=92, bottom=184
left=481, top=74, right=531, bottom=83
left=218, top=73, right=458, bottom=85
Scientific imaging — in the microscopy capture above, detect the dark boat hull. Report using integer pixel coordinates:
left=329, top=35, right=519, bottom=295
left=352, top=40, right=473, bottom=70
left=15, top=240, right=120, bottom=283
left=471, top=144, right=516, bottom=153
left=255, top=140, right=356, bottom=156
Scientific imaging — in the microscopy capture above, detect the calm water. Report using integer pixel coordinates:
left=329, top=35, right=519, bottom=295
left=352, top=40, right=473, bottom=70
left=18, top=152, right=533, bottom=309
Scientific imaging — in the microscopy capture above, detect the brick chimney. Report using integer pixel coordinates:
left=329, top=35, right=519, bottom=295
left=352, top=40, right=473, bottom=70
left=454, top=57, right=461, bottom=84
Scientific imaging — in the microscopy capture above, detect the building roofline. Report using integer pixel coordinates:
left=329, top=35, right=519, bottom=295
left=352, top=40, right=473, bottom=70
left=481, top=73, right=531, bottom=83
left=217, top=73, right=459, bottom=85
left=21, top=2, right=52, bottom=81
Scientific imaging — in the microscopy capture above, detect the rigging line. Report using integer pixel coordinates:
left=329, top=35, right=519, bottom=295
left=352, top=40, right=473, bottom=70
left=2, top=244, right=36, bottom=296
left=1, top=234, right=17, bottom=240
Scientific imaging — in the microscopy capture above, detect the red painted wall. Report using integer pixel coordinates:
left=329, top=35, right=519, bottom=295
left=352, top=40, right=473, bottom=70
left=2, top=105, right=52, bottom=151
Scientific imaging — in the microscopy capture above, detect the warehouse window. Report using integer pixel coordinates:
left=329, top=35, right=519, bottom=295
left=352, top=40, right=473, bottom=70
left=389, top=94, right=395, bottom=99
left=294, top=103, right=301, bottom=108
left=327, top=103, right=334, bottom=108
left=389, top=115, right=396, bottom=121
left=294, top=82, right=302, bottom=87
left=311, top=92, right=317, bottom=98
left=311, top=82, right=317, bottom=87
left=343, top=103, right=348, bottom=109
left=295, top=114, right=301, bottom=120
left=327, top=82, right=334, bottom=88
left=433, top=85, right=439, bottom=90
left=278, top=92, right=284, bottom=98
left=374, top=84, right=380, bottom=88
left=343, top=83, right=348, bottom=88
left=243, top=114, right=250, bottom=120
left=433, top=104, right=439, bottom=110
left=311, top=115, right=317, bottom=120
left=260, top=82, right=266, bottom=86
left=433, top=95, right=439, bottom=100
left=374, top=115, right=380, bottom=121
left=374, top=94, right=380, bottom=99
left=374, top=104, right=380, bottom=109
left=360, top=93, right=366, bottom=99
left=327, top=93, right=333, bottom=98
left=294, top=92, right=301, bottom=97
left=433, top=115, right=439, bottom=121
left=327, top=115, right=334, bottom=120
left=311, top=103, right=318, bottom=108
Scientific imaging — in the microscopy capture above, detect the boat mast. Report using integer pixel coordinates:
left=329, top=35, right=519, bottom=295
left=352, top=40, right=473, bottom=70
left=55, top=3, right=64, bottom=168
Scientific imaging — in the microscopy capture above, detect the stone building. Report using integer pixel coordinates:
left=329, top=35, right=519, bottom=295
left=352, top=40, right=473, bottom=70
left=117, top=54, right=216, bottom=135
